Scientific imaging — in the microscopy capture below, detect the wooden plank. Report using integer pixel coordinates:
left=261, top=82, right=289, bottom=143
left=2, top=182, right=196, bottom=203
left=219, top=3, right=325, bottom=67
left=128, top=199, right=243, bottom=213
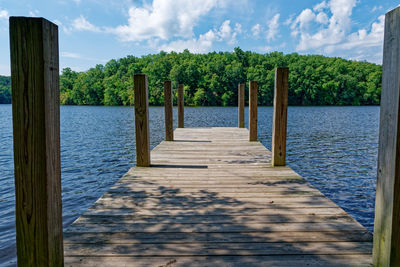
left=73, top=214, right=357, bottom=225
left=163, top=81, right=173, bottom=141
left=64, top=231, right=372, bottom=244
left=107, top=187, right=321, bottom=194
left=89, top=201, right=339, bottom=210
left=133, top=74, right=150, bottom=167
left=272, top=67, right=289, bottom=166
left=94, top=195, right=334, bottom=204
left=373, top=7, right=400, bottom=267
left=10, top=17, right=64, bottom=267
left=108, top=186, right=314, bottom=192
left=107, top=186, right=320, bottom=194
left=178, top=83, right=184, bottom=128
left=65, top=223, right=366, bottom=234
left=121, top=174, right=302, bottom=180
left=249, top=81, right=258, bottom=141
left=238, top=83, right=245, bottom=128
left=97, top=193, right=325, bottom=200
left=83, top=207, right=352, bottom=216
left=64, top=255, right=372, bottom=267
left=64, top=241, right=372, bottom=256
left=104, top=192, right=323, bottom=199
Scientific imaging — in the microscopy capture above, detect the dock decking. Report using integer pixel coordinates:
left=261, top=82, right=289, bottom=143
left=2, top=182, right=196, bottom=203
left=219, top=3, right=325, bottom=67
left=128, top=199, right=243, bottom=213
left=64, top=127, right=372, bottom=266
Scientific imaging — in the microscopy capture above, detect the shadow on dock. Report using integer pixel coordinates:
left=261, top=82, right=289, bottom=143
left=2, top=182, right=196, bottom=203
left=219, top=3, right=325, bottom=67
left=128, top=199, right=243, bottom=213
left=64, top=156, right=372, bottom=266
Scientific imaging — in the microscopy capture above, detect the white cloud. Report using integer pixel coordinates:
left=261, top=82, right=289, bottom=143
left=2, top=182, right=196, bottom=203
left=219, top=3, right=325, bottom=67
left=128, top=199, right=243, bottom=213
left=284, top=14, right=295, bottom=26
left=371, top=5, right=383, bottom=12
left=291, top=0, right=357, bottom=51
left=159, top=30, right=216, bottom=53
left=294, top=9, right=315, bottom=30
left=61, top=51, right=108, bottom=63
left=251, top=24, right=261, bottom=37
left=256, top=45, right=272, bottom=53
left=111, top=0, right=226, bottom=41
left=159, top=20, right=240, bottom=53
left=61, top=52, right=81, bottom=59
left=332, top=15, right=384, bottom=51
left=29, top=10, right=39, bottom=17
left=266, top=13, right=280, bottom=41
left=315, top=12, right=328, bottom=24
left=218, top=20, right=232, bottom=41
left=217, top=20, right=241, bottom=45
left=72, top=16, right=101, bottom=32
left=313, top=1, right=328, bottom=12
left=234, top=23, right=242, bottom=34
left=290, top=0, right=384, bottom=63
left=0, top=9, right=9, bottom=20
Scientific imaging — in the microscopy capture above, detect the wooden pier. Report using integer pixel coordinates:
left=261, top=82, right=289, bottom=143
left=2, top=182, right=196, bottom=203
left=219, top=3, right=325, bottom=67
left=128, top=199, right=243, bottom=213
left=10, top=7, right=400, bottom=266
left=63, top=127, right=372, bottom=266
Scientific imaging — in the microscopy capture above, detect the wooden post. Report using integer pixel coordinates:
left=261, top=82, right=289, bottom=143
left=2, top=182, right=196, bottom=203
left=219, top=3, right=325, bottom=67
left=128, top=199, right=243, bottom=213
left=178, top=84, right=184, bottom=128
left=238, top=83, right=245, bottom=128
left=164, top=81, right=173, bottom=141
left=134, top=74, right=150, bottom=167
left=373, top=7, right=400, bottom=266
left=272, top=67, right=289, bottom=166
left=249, top=81, right=258, bottom=141
left=10, top=17, right=64, bottom=266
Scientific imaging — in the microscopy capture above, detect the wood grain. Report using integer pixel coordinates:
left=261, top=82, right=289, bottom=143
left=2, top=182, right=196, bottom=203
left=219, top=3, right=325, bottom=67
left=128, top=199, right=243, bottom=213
left=373, top=6, right=400, bottom=266
left=178, top=83, right=184, bottom=128
left=163, top=81, right=173, bottom=141
left=64, top=128, right=372, bottom=266
left=272, top=67, right=289, bottom=166
left=10, top=17, right=64, bottom=267
left=249, top=81, right=258, bottom=141
left=64, top=255, right=372, bottom=267
left=238, top=83, right=245, bottom=128
left=133, top=74, right=150, bottom=167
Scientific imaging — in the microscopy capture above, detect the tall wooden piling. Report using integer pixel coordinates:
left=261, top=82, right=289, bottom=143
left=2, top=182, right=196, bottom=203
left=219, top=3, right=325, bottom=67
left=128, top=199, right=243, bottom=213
left=178, top=84, right=184, bottom=128
left=272, top=67, right=289, bottom=166
left=238, top=83, right=245, bottom=128
left=164, top=81, right=173, bottom=141
left=249, top=81, right=258, bottom=141
left=373, top=6, right=400, bottom=266
left=10, top=17, right=64, bottom=266
left=134, top=74, right=150, bottom=167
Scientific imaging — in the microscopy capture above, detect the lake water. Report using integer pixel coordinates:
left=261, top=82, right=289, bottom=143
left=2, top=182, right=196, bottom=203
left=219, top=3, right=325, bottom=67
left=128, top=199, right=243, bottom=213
left=0, top=105, right=379, bottom=266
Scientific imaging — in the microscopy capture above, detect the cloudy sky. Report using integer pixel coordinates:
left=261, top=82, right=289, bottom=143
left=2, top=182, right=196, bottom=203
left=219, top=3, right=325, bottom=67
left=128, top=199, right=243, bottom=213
left=0, top=0, right=397, bottom=75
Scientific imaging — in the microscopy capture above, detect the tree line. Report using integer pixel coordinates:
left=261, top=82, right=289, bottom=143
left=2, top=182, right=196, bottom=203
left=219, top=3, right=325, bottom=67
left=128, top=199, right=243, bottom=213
left=0, top=75, right=11, bottom=104
left=0, top=48, right=382, bottom=106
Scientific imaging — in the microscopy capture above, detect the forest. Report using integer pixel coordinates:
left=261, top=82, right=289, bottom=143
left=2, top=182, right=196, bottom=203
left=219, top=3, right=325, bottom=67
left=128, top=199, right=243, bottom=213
left=0, top=48, right=382, bottom=106
left=0, top=75, right=10, bottom=104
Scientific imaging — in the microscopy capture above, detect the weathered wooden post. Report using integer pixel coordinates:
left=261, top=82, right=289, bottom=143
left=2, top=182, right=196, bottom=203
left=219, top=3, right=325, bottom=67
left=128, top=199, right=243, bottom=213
left=164, top=81, right=173, bottom=141
left=249, top=81, right=258, bottom=141
left=373, top=6, right=400, bottom=266
left=134, top=74, right=150, bottom=167
left=178, top=84, right=184, bottom=128
left=10, top=17, right=64, bottom=266
left=272, top=67, right=289, bottom=166
left=238, top=83, right=245, bottom=128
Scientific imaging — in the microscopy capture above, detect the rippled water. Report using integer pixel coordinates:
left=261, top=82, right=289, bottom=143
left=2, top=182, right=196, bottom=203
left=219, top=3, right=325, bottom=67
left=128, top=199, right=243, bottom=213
left=0, top=105, right=379, bottom=266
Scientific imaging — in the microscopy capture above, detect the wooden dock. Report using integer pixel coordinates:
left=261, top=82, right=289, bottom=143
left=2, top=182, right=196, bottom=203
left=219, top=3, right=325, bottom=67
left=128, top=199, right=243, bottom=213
left=63, top=127, right=372, bottom=266
left=10, top=10, right=400, bottom=265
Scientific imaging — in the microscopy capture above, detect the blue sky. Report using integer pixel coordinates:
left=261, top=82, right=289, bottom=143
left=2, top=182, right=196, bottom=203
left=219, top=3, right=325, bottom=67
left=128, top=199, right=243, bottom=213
left=0, top=0, right=397, bottom=75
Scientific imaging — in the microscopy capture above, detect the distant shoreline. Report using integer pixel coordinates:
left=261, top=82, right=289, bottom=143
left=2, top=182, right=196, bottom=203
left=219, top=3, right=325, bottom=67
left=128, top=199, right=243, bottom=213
left=0, top=49, right=383, bottom=106
left=0, top=104, right=382, bottom=107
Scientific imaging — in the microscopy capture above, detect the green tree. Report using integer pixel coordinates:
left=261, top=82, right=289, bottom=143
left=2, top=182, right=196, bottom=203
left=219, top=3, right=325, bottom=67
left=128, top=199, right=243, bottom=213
left=54, top=49, right=382, bottom=107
